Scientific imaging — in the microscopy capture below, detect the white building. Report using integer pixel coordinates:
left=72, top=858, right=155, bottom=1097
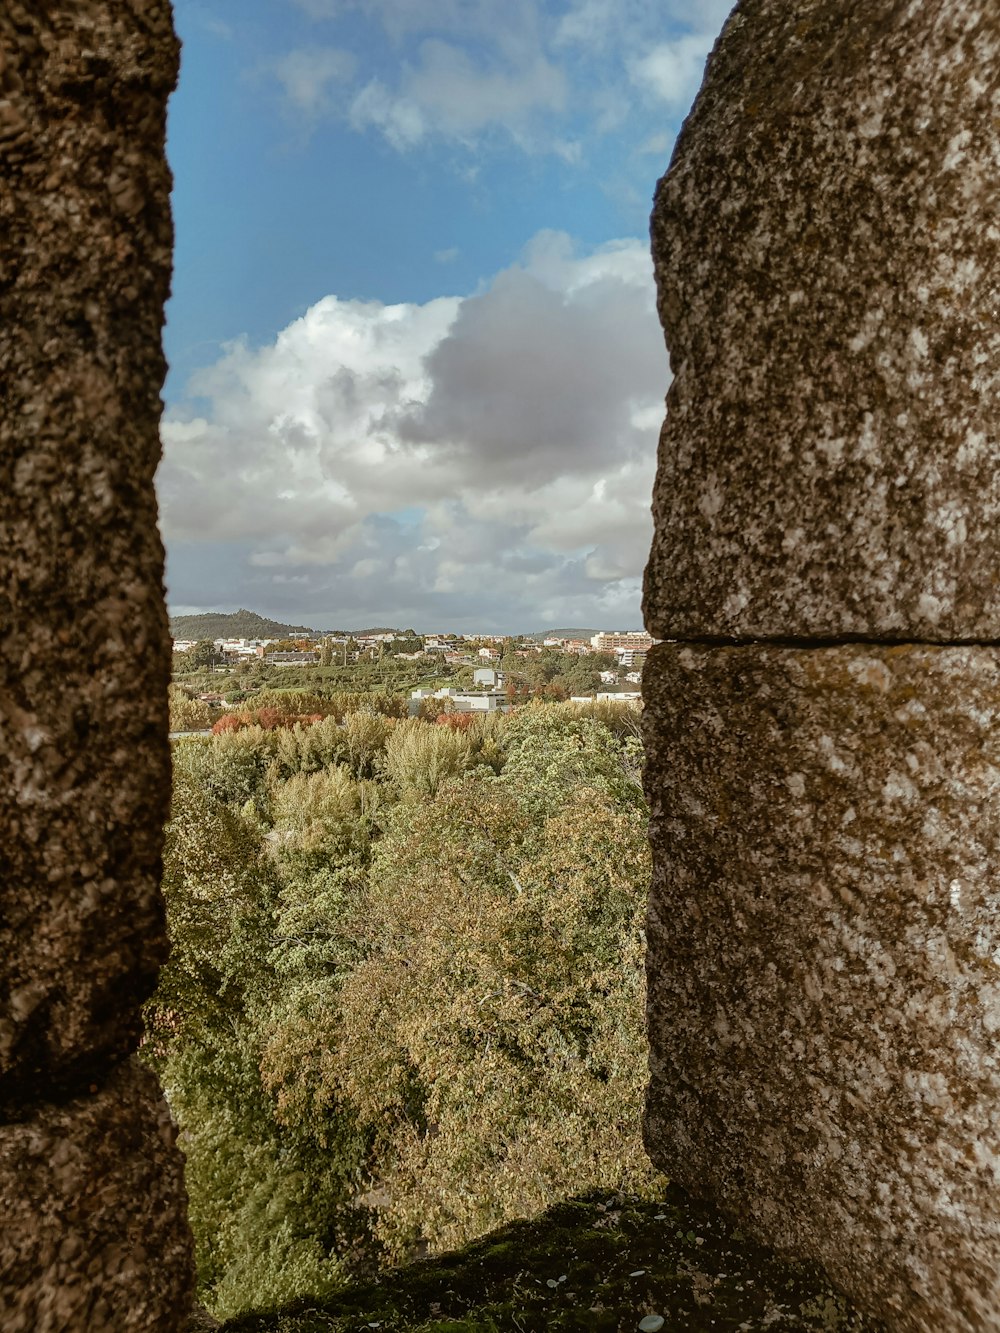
left=590, top=630, right=654, bottom=653
left=617, top=648, right=649, bottom=668
left=409, top=686, right=508, bottom=716
left=216, top=637, right=263, bottom=660
left=263, top=650, right=320, bottom=665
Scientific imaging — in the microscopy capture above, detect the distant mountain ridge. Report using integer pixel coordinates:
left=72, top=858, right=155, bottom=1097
left=169, top=608, right=332, bottom=641
left=168, top=609, right=414, bottom=641
left=169, top=610, right=608, bottom=643
left=522, top=628, right=599, bottom=642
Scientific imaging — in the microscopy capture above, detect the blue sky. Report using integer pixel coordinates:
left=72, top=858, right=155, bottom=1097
left=160, top=0, right=732, bottom=632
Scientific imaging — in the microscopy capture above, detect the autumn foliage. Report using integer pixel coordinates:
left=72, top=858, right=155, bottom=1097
left=213, top=709, right=325, bottom=734
left=434, top=711, right=478, bottom=730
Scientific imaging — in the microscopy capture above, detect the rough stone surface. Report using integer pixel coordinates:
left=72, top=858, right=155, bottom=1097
left=0, top=1, right=179, bottom=1107
left=644, top=0, right=1000, bottom=642
left=0, top=2, right=194, bottom=1322
left=0, top=1058, right=194, bottom=1332
left=643, top=641, right=1000, bottom=1331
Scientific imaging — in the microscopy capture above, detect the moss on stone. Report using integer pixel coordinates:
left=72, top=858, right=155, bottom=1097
left=217, top=1187, right=882, bottom=1332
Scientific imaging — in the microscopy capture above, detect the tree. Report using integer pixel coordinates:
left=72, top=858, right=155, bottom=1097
left=241, top=688, right=332, bottom=718
left=383, top=717, right=472, bottom=799
left=169, top=685, right=216, bottom=732
left=234, top=657, right=267, bottom=685
left=300, top=769, right=654, bottom=1259
left=149, top=697, right=654, bottom=1313
left=190, top=638, right=219, bottom=669
left=145, top=769, right=353, bottom=1319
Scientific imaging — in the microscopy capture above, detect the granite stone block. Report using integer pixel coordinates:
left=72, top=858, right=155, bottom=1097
left=643, top=641, right=1000, bottom=1330
left=643, top=0, right=1000, bottom=641
left=0, top=1059, right=194, bottom=1332
left=0, top=0, right=179, bottom=1106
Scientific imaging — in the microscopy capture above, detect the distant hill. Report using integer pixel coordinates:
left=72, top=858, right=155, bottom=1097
left=167, top=609, right=417, bottom=641
left=169, top=608, right=333, bottom=641
left=522, top=628, right=599, bottom=642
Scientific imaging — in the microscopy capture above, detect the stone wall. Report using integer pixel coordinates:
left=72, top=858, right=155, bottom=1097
left=643, top=2, right=1000, bottom=1330
left=0, top=2, right=194, bottom=1327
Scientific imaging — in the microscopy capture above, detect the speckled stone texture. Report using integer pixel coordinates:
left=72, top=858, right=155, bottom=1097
left=0, top=1, right=178, bottom=1104
left=0, top=1060, right=192, bottom=1333
left=644, top=641, right=1000, bottom=1331
left=643, top=0, right=1000, bottom=641
left=0, top=2, right=194, bottom=1326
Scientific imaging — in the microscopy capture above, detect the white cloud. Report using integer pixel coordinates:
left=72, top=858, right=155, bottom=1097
left=348, top=80, right=425, bottom=148
left=398, top=233, right=663, bottom=487
left=272, top=46, right=356, bottom=114
left=201, top=16, right=235, bottom=41
left=350, top=38, right=567, bottom=150
left=556, top=0, right=734, bottom=48
left=629, top=34, right=712, bottom=107
left=159, top=233, right=667, bottom=630
left=272, top=0, right=732, bottom=160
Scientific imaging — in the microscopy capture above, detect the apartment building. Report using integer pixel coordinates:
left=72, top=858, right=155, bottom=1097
left=590, top=631, right=654, bottom=653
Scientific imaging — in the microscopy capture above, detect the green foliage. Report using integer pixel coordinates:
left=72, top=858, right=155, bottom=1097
left=241, top=688, right=335, bottom=718
left=183, top=1109, right=347, bottom=1317
left=383, top=634, right=424, bottom=656
left=169, top=683, right=216, bottom=732
left=498, top=705, right=644, bottom=818
left=147, top=770, right=277, bottom=1054
left=170, top=609, right=327, bottom=642
left=173, top=729, right=279, bottom=813
left=148, top=757, right=367, bottom=1319
left=556, top=696, right=643, bottom=737
left=266, top=711, right=392, bottom=783
left=190, top=638, right=221, bottom=669
left=498, top=649, right=619, bottom=701
left=326, top=775, right=653, bottom=1258
left=153, top=702, right=652, bottom=1318
left=270, top=766, right=380, bottom=868
left=271, top=715, right=345, bottom=776
left=334, top=689, right=409, bottom=718
left=341, top=711, right=393, bottom=777
left=382, top=717, right=473, bottom=799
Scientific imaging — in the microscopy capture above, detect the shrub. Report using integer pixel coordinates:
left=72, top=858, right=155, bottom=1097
left=172, top=727, right=279, bottom=813
left=435, top=711, right=478, bottom=730
left=383, top=717, right=473, bottom=799
left=169, top=683, right=216, bottom=732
